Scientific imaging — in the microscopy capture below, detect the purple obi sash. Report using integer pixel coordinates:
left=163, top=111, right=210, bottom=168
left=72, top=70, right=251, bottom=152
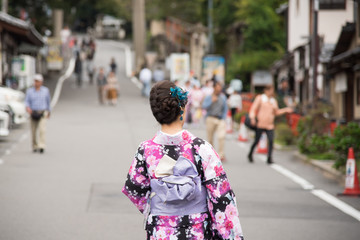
left=150, top=156, right=208, bottom=216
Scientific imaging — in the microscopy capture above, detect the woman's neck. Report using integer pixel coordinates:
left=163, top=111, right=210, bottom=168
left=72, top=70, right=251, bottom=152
left=161, top=121, right=183, bottom=135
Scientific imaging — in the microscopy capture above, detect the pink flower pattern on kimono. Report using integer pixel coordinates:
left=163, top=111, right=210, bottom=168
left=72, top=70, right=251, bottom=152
left=225, top=204, right=238, bottom=221
left=122, top=130, right=244, bottom=240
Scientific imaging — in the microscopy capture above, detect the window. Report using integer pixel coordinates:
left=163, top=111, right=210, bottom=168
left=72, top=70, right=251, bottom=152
left=319, top=0, right=346, bottom=10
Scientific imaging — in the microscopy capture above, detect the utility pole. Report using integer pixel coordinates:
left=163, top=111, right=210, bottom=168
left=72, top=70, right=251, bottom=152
left=132, top=0, right=146, bottom=72
left=311, top=0, right=319, bottom=105
left=1, top=0, right=8, bottom=13
left=207, top=0, right=215, bottom=54
left=53, top=9, right=63, bottom=38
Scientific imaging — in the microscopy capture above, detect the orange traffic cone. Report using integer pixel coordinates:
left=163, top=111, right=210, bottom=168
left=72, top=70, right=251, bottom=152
left=238, top=116, right=248, bottom=142
left=226, top=110, right=233, bottom=134
left=340, top=147, right=360, bottom=196
left=256, top=132, right=268, bottom=154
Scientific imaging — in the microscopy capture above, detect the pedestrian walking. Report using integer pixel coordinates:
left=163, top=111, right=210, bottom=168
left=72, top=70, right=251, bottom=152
left=122, top=80, right=244, bottom=240
left=139, top=64, right=152, bottom=97
left=189, top=81, right=204, bottom=126
left=247, top=84, right=293, bottom=164
left=202, top=80, right=228, bottom=162
left=227, top=88, right=242, bottom=120
left=96, top=67, right=107, bottom=104
left=183, top=80, right=193, bottom=125
left=277, top=78, right=290, bottom=108
left=87, top=60, right=95, bottom=84
left=25, top=74, right=51, bottom=153
left=74, top=51, right=83, bottom=87
left=86, top=38, right=96, bottom=60
left=202, top=79, right=214, bottom=97
left=109, top=57, right=117, bottom=73
left=105, top=71, right=119, bottom=105
left=152, top=66, right=165, bottom=83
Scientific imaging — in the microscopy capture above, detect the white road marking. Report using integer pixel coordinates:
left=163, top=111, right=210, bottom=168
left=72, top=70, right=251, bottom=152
left=271, top=163, right=315, bottom=190
left=51, top=58, right=76, bottom=109
left=312, top=189, right=360, bottom=221
left=131, top=76, right=143, bottom=89
left=236, top=140, right=360, bottom=221
left=5, top=149, right=11, bottom=155
left=0, top=159, right=3, bottom=164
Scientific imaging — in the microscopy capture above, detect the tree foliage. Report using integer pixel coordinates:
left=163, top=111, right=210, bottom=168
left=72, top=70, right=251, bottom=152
left=146, top=0, right=206, bottom=23
left=226, top=0, right=286, bottom=85
left=212, top=0, right=238, bottom=55
left=236, top=0, right=285, bottom=52
left=6, top=0, right=131, bottom=34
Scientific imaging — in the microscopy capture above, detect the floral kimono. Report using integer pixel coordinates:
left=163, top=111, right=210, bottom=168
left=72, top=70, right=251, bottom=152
left=122, top=130, right=244, bottom=240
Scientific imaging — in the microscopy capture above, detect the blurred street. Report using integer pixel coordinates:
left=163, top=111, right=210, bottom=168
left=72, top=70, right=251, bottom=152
left=0, top=39, right=359, bottom=240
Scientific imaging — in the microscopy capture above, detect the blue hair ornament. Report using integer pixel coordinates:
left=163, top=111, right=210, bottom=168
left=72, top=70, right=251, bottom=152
left=170, top=86, right=188, bottom=120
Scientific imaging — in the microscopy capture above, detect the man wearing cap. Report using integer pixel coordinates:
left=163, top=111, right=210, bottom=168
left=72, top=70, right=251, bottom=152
left=25, top=74, right=51, bottom=153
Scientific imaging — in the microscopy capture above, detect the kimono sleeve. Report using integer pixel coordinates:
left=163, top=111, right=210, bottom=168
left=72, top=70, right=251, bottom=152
left=197, top=141, right=244, bottom=240
left=122, top=143, right=151, bottom=213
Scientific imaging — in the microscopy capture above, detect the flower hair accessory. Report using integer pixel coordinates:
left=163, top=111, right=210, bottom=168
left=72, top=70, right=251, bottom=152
left=170, top=86, right=188, bottom=120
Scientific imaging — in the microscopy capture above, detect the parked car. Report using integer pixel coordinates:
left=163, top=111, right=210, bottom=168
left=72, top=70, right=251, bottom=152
left=0, top=109, right=10, bottom=136
left=0, top=87, right=28, bottom=125
left=94, top=15, right=126, bottom=39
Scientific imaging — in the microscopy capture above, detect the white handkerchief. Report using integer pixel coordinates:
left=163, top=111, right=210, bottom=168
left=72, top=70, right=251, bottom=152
left=155, top=155, right=177, bottom=178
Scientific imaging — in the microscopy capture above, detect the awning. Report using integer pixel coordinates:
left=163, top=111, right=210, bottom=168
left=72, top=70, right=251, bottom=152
left=0, top=12, right=44, bottom=46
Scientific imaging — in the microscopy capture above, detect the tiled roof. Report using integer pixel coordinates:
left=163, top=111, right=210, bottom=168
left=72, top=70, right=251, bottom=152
left=0, top=12, right=44, bottom=46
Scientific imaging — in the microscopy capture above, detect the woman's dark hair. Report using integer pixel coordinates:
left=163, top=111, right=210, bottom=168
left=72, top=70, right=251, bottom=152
left=212, top=80, right=220, bottom=88
left=150, top=80, right=187, bottom=124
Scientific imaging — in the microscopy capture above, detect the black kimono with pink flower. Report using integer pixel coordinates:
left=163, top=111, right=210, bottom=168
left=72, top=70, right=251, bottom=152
left=122, top=130, right=244, bottom=240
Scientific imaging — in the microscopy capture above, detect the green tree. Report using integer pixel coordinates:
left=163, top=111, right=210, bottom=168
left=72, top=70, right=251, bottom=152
left=236, top=0, right=285, bottom=51
left=146, top=0, right=206, bottom=23
left=226, top=0, right=286, bottom=86
left=213, top=0, right=238, bottom=56
left=7, top=0, right=130, bottom=34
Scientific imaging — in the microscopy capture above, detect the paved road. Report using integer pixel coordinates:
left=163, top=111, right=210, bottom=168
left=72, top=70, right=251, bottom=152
left=0, top=39, right=359, bottom=240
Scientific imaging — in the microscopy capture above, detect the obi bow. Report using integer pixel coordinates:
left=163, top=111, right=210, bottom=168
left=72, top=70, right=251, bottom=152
left=150, top=156, right=202, bottom=203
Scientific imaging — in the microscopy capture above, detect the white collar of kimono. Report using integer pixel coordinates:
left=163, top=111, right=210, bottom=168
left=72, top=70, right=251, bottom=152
left=153, top=130, right=188, bottom=145
left=261, top=94, right=276, bottom=105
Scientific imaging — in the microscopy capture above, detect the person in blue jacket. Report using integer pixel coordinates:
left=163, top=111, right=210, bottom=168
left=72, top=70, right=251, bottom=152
left=202, top=80, right=228, bottom=161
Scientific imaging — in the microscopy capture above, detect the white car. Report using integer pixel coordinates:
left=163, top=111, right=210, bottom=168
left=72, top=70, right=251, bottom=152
left=0, top=87, right=28, bottom=125
left=0, top=110, right=10, bottom=136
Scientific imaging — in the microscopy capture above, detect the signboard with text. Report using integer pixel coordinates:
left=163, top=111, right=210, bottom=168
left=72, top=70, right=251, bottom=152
left=170, top=53, right=190, bottom=84
left=202, top=55, right=225, bottom=84
left=47, top=38, right=63, bottom=71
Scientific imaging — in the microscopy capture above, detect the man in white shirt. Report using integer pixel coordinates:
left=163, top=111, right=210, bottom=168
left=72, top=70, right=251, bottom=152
left=139, top=65, right=152, bottom=97
left=227, top=88, right=242, bottom=120
left=153, top=66, right=165, bottom=83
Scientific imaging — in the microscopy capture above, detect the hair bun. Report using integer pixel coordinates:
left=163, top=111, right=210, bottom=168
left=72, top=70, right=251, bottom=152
left=150, top=81, right=187, bottom=124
